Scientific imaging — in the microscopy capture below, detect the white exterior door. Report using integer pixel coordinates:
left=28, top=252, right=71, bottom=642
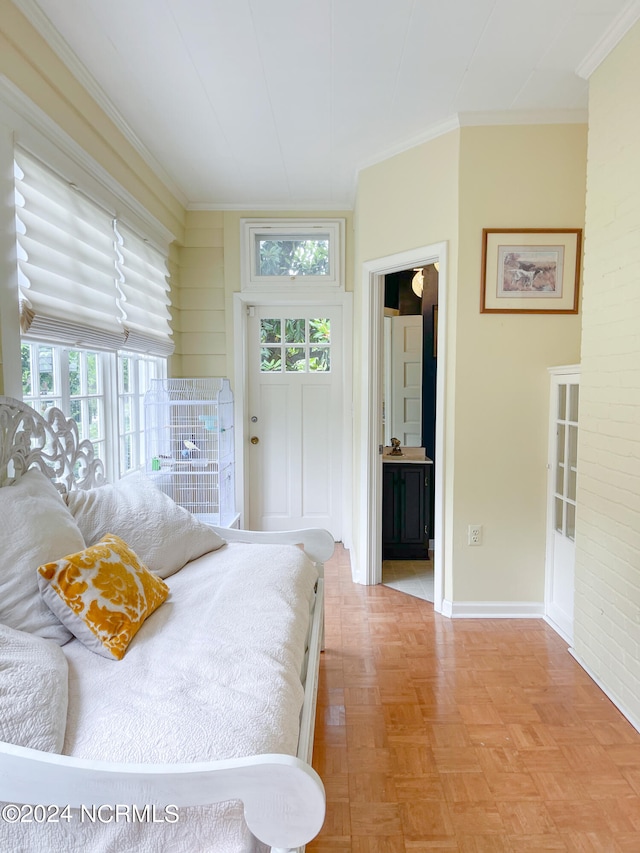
left=247, top=304, right=343, bottom=538
left=389, top=314, right=422, bottom=446
left=545, top=367, right=580, bottom=643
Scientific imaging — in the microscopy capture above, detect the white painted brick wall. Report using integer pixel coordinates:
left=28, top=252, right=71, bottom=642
left=574, top=20, right=640, bottom=724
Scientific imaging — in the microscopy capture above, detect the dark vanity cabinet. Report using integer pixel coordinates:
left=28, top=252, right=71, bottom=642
left=382, top=462, right=430, bottom=559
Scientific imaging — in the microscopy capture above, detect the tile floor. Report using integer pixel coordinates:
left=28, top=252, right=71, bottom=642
left=383, top=559, right=434, bottom=603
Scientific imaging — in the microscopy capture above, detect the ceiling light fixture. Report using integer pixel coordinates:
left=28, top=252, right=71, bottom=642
left=411, top=268, right=424, bottom=297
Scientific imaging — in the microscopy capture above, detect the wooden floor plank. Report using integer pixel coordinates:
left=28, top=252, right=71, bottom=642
left=307, top=546, right=640, bottom=851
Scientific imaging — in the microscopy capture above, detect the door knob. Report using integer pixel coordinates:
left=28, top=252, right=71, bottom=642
left=250, top=436, right=259, bottom=445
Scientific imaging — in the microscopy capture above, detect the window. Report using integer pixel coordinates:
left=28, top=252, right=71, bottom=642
left=259, top=317, right=331, bottom=373
left=21, top=343, right=166, bottom=482
left=241, top=219, right=344, bottom=290
left=14, top=149, right=172, bottom=481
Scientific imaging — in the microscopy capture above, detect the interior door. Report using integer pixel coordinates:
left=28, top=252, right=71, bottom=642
left=546, top=369, right=580, bottom=642
left=389, top=314, right=422, bottom=446
left=247, top=304, right=343, bottom=538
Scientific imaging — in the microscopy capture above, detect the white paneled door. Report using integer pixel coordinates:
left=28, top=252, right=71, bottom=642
left=247, top=305, right=343, bottom=538
left=390, top=314, right=422, bottom=447
left=545, top=367, right=580, bottom=643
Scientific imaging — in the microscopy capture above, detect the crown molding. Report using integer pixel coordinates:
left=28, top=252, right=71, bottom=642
left=458, top=109, right=587, bottom=127
left=187, top=200, right=354, bottom=212
left=12, top=0, right=188, bottom=209
left=576, top=0, right=640, bottom=79
left=0, top=75, right=175, bottom=247
left=357, top=114, right=461, bottom=175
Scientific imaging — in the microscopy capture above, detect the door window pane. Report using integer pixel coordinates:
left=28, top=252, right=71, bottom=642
left=557, top=424, right=565, bottom=464
left=260, top=347, right=282, bottom=372
left=566, top=503, right=576, bottom=540
left=285, top=347, right=306, bottom=372
left=284, top=319, right=305, bottom=343
left=557, top=384, right=566, bottom=419
left=555, top=463, right=564, bottom=496
left=555, top=497, right=564, bottom=533
left=260, top=319, right=281, bottom=343
left=569, top=384, right=579, bottom=422
left=310, top=348, right=330, bottom=372
left=310, top=318, right=331, bottom=343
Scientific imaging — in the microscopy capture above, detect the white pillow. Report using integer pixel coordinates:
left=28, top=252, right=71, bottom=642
left=65, top=472, right=226, bottom=579
left=0, top=623, right=69, bottom=752
left=0, top=468, right=86, bottom=643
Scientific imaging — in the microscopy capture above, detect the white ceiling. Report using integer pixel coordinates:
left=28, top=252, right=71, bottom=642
left=14, top=0, right=640, bottom=210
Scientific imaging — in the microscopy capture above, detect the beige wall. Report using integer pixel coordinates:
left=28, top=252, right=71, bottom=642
left=353, top=131, right=460, bottom=596
left=454, top=124, right=586, bottom=602
left=353, top=124, right=586, bottom=605
left=574, top=21, right=640, bottom=723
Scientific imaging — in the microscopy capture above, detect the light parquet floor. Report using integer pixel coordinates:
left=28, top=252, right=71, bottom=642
left=307, top=545, right=640, bottom=852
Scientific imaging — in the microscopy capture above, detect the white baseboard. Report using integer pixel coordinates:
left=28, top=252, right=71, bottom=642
left=442, top=600, right=545, bottom=619
left=568, top=648, right=640, bottom=735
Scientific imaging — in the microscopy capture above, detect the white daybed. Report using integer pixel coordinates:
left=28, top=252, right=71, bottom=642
left=0, top=396, right=332, bottom=853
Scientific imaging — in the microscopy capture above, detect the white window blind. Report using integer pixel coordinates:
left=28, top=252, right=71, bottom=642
left=14, top=149, right=173, bottom=356
left=116, top=222, right=173, bottom=356
left=14, top=151, right=125, bottom=350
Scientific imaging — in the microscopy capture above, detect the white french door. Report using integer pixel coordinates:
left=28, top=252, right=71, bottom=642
left=246, top=304, right=344, bottom=538
left=545, top=366, right=580, bottom=643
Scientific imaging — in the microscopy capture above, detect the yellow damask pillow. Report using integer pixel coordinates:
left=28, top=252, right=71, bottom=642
left=37, top=534, right=169, bottom=660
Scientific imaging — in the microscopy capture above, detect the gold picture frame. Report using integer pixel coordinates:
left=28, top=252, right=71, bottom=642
left=480, top=228, right=582, bottom=314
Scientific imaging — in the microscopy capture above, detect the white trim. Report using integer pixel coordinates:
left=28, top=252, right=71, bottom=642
left=568, top=648, right=640, bottom=735
left=543, top=613, right=572, bottom=646
left=0, top=76, right=175, bottom=249
left=240, top=219, right=345, bottom=292
left=576, top=0, right=640, bottom=80
left=447, top=601, right=545, bottom=619
left=232, top=290, right=353, bottom=548
left=357, top=243, right=447, bottom=616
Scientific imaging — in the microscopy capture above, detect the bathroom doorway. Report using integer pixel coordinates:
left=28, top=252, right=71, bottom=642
left=381, top=265, right=437, bottom=602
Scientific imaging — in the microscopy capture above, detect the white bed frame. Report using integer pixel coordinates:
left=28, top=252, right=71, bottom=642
left=0, top=395, right=332, bottom=853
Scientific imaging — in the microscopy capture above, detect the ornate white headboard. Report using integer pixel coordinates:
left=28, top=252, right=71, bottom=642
left=0, top=396, right=105, bottom=493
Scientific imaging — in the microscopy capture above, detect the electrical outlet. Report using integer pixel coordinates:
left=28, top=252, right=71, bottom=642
left=468, top=524, right=482, bottom=546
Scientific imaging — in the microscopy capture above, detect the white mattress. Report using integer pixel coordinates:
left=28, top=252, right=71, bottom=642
left=2, top=542, right=318, bottom=853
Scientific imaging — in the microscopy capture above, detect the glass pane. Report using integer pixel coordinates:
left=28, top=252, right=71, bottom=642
left=310, top=318, right=331, bottom=343
left=21, top=344, right=32, bottom=396
left=88, top=398, right=100, bottom=441
left=285, top=347, right=306, bottom=372
left=87, top=353, right=98, bottom=394
left=555, top=463, right=564, bottom=496
left=121, top=397, right=132, bottom=433
left=68, top=351, right=81, bottom=395
left=555, top=498, right=564, bottom=534
left=257, top=236, right=330, bottom=276
left=557, top=424, right=565, bottom=464
left=568, top=425, right=578, bottom=469
left=566, top=503, right=576, bottom=540
left=309, top=347, right=330, bottom=372
left=260, top=346, right=282, bottom=372
left=568, top=467, right=577, bottom=502
left=120, top=356, right=132, bottom=394
left=260, top=319, right=281, bottom=343
left=569, top=384, right=579, bottom=423
left=284, top=318, right=305, bottom=343
left=557, top=384, right=566, bottom=419
left=38, top=346, right=55, bottom=394
left=70, top=399, right=82, bottom=430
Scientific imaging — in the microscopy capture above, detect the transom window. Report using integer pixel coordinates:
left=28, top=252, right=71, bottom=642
left=260, top=318, right=331, bottom=373
left=242, top=219, right=344, bottom=290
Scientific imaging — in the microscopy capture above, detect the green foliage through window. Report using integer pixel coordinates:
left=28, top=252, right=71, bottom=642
left=257, top=237, right=330, bottom=277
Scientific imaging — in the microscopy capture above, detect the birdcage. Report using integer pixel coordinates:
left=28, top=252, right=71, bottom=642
left=144, top=378, right=236, bottom=527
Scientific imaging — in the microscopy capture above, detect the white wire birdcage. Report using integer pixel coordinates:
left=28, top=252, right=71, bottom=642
left=144, top=378, right=236, bottom=527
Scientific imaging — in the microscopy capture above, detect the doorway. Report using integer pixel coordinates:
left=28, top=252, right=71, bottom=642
left=356, top=243, right=447, bottom=615
left=233, top=291, right=353, bottom=543
left=381, top=266, right=438, bottom=603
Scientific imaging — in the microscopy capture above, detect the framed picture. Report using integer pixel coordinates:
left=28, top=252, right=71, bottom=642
left=481, top=228, right=582, bottom=314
